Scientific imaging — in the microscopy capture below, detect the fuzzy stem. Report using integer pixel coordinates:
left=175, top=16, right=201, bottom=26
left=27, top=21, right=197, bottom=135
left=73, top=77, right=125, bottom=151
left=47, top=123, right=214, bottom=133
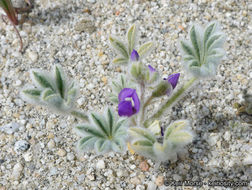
left=71, top=110, right=88, bottom=121
left=144, top=77, right=197, bottom=127
left=139, top=82, right=145, bottom=126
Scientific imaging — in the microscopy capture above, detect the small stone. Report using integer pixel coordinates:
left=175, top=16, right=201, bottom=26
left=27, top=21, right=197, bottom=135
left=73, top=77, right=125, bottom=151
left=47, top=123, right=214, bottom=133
left=101, top=76, right=107, bottom=85
left=14, top=140, right=30, bottom=154
left=139, top=160, right=149, bottom=172
left=147, top=182, right=157, bottom=190
left=67, top=153, right=75, bottom=161
left=116, top=169, right=123, bottom=177
left=155, top=175, right=164, bottom=186
left=207, top=133, right=218, bottom=146
left=0, top=122, right=20, bottom=134
left=57, top=148, right=66, bottom=157
left=47, top=133, right=54, bottom=139
left=23, top=152, right=33, bottom=162
left=223, top=131, right=231, bottom=141
left=47, top=139, right=55, bottom=149
left=130, top=164, right=136, bottom=170
left=87, top=0, right=96, bottom=3
left=130, top=177, right=141, bottom=185
left=96, top=159, right=105, bottom=169
left=14, top=80, right=22, bottom=87
left=27, top=50, right=38, bottom=62
left=243, top=154, right=252, bottom=165
left=136, top=185, right=145, bottom=190
left=87, top=174, right=96, bottom=181
left=12, top=163, right=23, bottom=180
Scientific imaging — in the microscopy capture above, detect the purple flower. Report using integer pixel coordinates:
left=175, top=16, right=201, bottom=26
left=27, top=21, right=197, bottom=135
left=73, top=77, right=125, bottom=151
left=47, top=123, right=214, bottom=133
left=130, top=49, right=140, bottom=61
left=118, top=88, right=140, bottom=117
left=165, top=73, right=180, bottom=89
left=161, top=127, right=164, bottom=136
left=148, top=65, right=156, bottom=73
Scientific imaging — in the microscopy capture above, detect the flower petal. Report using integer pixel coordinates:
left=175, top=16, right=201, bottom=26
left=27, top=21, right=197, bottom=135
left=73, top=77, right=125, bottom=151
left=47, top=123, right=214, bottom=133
left=148, top=65, right=156, bottom=73
left=118, top=88, right=135, bottom=103
left=130, top=49, right=140, bottom=61
left=166, top=73, right=180, bottom=89
left=132, top=90, right=140, bottom=113
left=118, top=101, right=134, bottom=117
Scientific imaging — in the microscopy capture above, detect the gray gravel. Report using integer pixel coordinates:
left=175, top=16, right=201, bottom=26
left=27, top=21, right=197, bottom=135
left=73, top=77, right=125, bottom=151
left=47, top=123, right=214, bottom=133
left=0, top=0, right=251, bottom=189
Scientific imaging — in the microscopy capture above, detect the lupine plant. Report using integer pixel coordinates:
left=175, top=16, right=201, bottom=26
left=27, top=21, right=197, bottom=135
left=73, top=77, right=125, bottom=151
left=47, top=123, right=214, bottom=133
left=21, top=22, right=225, bottom=164
left=0, top=0, right=33, bottom=52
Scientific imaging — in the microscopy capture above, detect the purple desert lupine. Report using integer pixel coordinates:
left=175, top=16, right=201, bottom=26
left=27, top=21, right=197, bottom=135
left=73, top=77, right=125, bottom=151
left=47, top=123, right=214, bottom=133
left=130, top=49, right=140, bottom=61
left=118, top=88, right=140, bottom=117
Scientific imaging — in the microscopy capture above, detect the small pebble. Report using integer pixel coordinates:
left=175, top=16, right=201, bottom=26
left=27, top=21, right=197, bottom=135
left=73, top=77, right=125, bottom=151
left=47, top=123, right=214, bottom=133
left=67, top=153, right=75, bottom=161
left=155, top=175, right=164, bottom=186
left=139, top=160, right=149, bottom=172
left=130, top=177, right=141, bottom=185
left=14, top=140, right=30, bottom=154
left=27, top=50, right=38, bottom=62
left=57, top=149, right=66, bottom=157
left=47, top=139, right=55, bottom=149
left=12, top=163, right=23, bottom=180
left=96, top=159, right=105, bottom=169
left=23, top=152, right=33, bottom=162
left=0, top=122, right=20, bottom=134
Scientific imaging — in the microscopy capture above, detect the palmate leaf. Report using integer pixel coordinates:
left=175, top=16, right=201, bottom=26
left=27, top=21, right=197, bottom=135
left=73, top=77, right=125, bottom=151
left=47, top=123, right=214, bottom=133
left=164, top=120, right=194, bottom=146
left=129, top=120, right=194, bottom=162
left=109, top=23, right=153, bottom=64
left=75, top=107, right=127, bottom=154
left=21, top=65, right=80, bottom=114
left=180, top=22, right=225, bottom=78
left=109, top=36, right=129, bottom=59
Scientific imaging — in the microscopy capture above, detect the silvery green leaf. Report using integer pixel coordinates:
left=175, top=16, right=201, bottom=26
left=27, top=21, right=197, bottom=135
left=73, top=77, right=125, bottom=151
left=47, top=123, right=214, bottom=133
left=147, top=120, right=161, bottom=136
left=130, top=139, right=154, bottom=158
left=21, top=89, right=41, bottom=101
left=109, top=75, right=135, bottom=103
left=112, top=57, right=128, bottom=64
left=55, top=65, right=66, bottom=98
left=31, top=70, right=54, bottom=90
left=164, top=120, right=193, bottom=145
left=41, top=88, right=55, bottom=100
left=91, top=113, right=110, bottom=137
left=42, top=92, right=63, bottom=109
left=190, top=25, right=201, bottom=62
left=78, top=136, right=97, bottom=152
left=75, top=107, right=127, bottom=154
left=137, top=41, right=154, bottom=58
left=111, top=138, right=126, bottom=152
left=109, top=35, right=129, bottom=59
left=66, top=83, right=78, bottom=106
left=94, top=139, right=110, bottom=153
left=128, top=127, right=156, bottom=143
left=127, top=24, right=138, bottom=55
left=22, top=65, right=79, bottom=114
left=75, top=125, right=106, bottom=138
left=180, top=22, right=225, bottom=78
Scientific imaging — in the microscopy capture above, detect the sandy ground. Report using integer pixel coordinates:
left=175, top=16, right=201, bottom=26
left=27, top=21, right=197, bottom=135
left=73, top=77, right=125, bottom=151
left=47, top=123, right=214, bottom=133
left=0, top=0, right=251, bottom=189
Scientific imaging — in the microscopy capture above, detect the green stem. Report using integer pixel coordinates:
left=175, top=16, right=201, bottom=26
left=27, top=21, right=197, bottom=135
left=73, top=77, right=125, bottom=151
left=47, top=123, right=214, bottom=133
left=139, top=82, right=145, bottom=125
left=144, top=77, right=197, bottom=127
left=71, top=110, right=89, bottom=121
